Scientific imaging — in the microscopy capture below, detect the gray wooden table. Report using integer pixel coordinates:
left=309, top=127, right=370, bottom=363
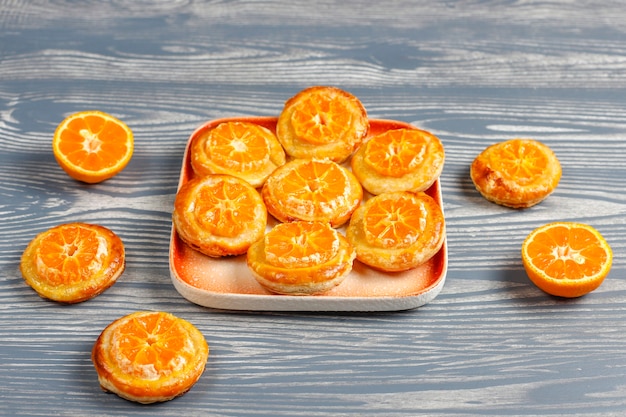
left=1, top=1, right=625, bottom=416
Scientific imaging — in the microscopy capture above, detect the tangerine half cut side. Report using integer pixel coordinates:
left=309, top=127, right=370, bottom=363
left=52, top=110, right=134, bottom=183
left=521, top=222, right=613, bottom=298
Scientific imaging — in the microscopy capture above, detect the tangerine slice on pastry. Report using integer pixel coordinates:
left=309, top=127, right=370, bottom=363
left=351, top=128, right=445, bottom=195
left=470, top=138, right=561, bottom=208
left=247, top=221, right=356, bottom=295
left=262, top=158, right=363, bottom=228
left=173, top=174, right=267, bottom=257
left=191, top=121, right=286, bottom=187
left=346, top=191, right=445, bottom=272
left=20, top=222, right=125, bottom=303
left=276, top=86, right=369, bottom=163
left=92, top=311, right=209, bottom=404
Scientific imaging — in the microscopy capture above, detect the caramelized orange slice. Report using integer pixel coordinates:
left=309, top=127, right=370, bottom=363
left=470, top=138, right=561, bottom=208
left=92, top=311, right=209, bottom=404
left=173, top=174, right=267, bottom=257
left=346, top=191, right=445, bottom=272
left=264, top=221, right=339, bottom=268
left=20, top=223, right=125, bottom=303
left=290, top=93, right=353, bottom=145
left=262, top=158, right=362, bottom=227
left=351, top=128, right=445, bottom=195
left=522, top=222, right=612, bottom=297
left=191, top=121, right=286, bottom=187
left=52, top=110, right=133, bottom=183
left=247, top=221, right=356, bottom=295
left=276, top=86, right=369, bottom=163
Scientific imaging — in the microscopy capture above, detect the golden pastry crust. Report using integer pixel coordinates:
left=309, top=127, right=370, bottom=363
left=470, top=138, right=561, bottom=208
left=92, top=311, right=209, bottom=404
left=247, top=221, right=356, bottom=295
left=191, top=121, right=286, bottom=188
left=173, top=174, right=267, bottom=257
left=351, top=128, right=445, bottom=195
left=261, top=158, right=363, bottom=228
left=20, top=223, right=125, bottom=303
left=346, top=191, right=445, bottom=272
left=276, top=86, right=369, bottom=163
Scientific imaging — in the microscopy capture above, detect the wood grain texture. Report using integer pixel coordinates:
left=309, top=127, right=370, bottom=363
left=1, top=1, right=626, bottom=416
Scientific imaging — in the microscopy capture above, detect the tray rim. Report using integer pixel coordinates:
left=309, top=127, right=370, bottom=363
left=169, top=116, right=448, bottom=312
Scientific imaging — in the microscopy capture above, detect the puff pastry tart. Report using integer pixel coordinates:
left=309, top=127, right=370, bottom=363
left=351, top=128, right=445, bottom=195
left=470, top=138, right=561, bottom=208
left=20, top=223, right=125, bottom=303
left=346, top=191, right=445, bottom=272
left=191, top=121, right=286, bottom=188
left=247, top=221, right=356, bottom=295
left=92, top=311, right=209, bottom=404
left=262, top=158, right=363, bottom=228
left=173, top=174, right=267, bottom=257
left=276, top=86, right=369, bottom=163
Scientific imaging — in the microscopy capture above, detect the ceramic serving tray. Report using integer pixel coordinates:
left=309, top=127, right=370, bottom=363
left=169, top=117, right=448, bottom=311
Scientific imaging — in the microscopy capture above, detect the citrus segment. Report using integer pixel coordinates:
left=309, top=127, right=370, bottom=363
left=53, top=110, right=134, bottom=183
left=470, top=138, right=561, bottom=208
left=20, top=223, right=125, bottom=303
left=191, top=121, right=286, bottom=187
left=521, top=222, right=612, bottom=297
left=92, top=311, right=209, bottom=404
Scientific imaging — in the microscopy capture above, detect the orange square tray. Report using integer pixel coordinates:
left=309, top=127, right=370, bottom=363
left=169, top=117, right=447, bottom=311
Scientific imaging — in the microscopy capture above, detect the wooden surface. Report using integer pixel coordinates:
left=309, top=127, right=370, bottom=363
left=1, top=1, right=625, bottom=416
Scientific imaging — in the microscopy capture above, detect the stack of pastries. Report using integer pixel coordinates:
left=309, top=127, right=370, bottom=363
left=172, top=86, right=446, bottom=295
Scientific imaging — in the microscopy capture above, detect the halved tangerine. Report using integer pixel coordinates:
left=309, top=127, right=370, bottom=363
left=352, top=128, right=445, bottom=195
left=522, top=222, right=613, bottom=298
left=92, top=311, right=209, bottom=404
left=276, top=86, right=369, bottom=163
left=173, top=174, right=267, bottom=257
left=470, top=138, right=561, bottom=208
left=247, top=221, right=356, bottom=295
left=191, top=121, right=286, bottom=187
left=52, top=110, right=134, bottom=183
left=346, top=191, right=445, bottom=272
left=261, top=158, right=362, bottom=227
left=20, top=222, right=125, bottom=303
